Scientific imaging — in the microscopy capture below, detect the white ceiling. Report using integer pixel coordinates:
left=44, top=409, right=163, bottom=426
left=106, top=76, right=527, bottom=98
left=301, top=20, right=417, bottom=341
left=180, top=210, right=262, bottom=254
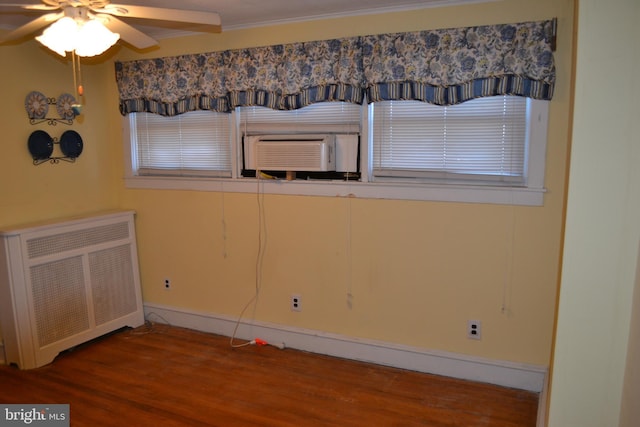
left=0, top=0, right=490, bottom=41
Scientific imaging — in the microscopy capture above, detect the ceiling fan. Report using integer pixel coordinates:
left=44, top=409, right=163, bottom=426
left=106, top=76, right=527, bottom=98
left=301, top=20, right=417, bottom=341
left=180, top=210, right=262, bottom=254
left=0, top=0, right=222, bottom=54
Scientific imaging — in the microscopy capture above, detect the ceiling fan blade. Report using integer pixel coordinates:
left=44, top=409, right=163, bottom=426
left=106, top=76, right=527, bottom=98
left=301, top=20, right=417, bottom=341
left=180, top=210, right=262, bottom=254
left=94, top=4, right=221, bottom=28
left=23, top=5, right=62, bottom=11
left=98, top=14, right=157, bottom=49
left=0, top=3, right=60, bottom=10
left=0, top=12, right=63, bottom=43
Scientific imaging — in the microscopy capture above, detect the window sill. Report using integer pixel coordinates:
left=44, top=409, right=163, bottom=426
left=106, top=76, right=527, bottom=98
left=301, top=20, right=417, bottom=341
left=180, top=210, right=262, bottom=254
left=125, top=176, right=545, bottom=206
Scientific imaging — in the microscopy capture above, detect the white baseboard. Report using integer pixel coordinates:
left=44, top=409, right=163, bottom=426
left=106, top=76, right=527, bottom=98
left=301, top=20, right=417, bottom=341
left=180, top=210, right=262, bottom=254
left=143, top=303, right=547, bottom=393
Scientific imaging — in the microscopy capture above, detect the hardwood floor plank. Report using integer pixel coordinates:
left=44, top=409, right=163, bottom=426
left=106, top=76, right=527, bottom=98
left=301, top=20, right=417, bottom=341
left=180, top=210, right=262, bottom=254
left=0, top=325, right=538, bottom=426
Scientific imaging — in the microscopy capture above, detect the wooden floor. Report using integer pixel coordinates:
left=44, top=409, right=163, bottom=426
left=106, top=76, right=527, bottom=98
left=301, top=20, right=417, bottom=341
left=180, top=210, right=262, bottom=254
left=0, top=325, right=538, bottom=426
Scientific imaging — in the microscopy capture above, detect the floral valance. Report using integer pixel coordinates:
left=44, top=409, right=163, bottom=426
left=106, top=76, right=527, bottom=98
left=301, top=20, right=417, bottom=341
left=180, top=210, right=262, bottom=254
left=115, top=19, right=555, bottom=116
left=362, top=21, right=555, bottom=105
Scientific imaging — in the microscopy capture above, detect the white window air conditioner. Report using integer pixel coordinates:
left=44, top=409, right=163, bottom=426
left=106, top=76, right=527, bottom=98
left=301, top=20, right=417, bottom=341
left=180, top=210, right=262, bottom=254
left=244, top=134, right=358, bottom=173
left=246, top=134, right=335, bottom=172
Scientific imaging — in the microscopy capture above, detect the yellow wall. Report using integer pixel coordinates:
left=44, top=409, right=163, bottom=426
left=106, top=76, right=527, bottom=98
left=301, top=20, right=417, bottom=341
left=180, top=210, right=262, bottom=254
left=548, top=0, right=640, bottom=425
left=0, top=43, right=118, bottom=224
left=0, top=0, right=573, bottom=367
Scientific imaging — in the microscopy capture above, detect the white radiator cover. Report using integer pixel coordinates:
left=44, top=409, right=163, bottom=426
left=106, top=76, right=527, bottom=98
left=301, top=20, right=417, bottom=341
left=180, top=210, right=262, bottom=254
left=0, top=210, right=144, bottom=369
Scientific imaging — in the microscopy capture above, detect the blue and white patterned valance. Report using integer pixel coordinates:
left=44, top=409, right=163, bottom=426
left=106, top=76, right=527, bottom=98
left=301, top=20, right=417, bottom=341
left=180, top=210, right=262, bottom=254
left=362, top=21, right=555, bottom=105
left=115, top=20, right=555, bottom=116
left=115, top=51, right=228, bottom=116
left=224, top=37, right=364, bottom=110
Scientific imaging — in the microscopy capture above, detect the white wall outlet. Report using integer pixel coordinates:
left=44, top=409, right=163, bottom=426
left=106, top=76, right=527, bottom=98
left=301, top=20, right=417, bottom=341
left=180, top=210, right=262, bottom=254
left=467, top=320, right=481, bottom=340
left=291, top=294, right=302, bottom=312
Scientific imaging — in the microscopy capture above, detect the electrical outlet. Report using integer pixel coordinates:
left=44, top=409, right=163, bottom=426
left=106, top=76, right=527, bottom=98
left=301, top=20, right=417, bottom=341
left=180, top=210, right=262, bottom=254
left=291, top=294, right=302, bottom=312
left=164, top=278, right=171, bottom=290
left=467, top=320, right=481, bottom=340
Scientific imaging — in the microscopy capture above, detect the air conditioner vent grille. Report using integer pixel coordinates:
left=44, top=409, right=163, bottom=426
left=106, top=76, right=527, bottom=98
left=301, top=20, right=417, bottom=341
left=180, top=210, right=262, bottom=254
left=258, top=144, right=319, bottom=169
left=27, top=222, right=130, bottom=259
left=255, top=139, right=335, bottom=171
left=30, top=256, right=90, bottom=347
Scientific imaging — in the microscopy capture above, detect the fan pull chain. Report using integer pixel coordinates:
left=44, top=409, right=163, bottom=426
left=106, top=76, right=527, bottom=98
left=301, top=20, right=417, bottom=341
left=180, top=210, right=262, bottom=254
left=71, top=51, right=83, bottom=98
left=71, top=51, right=83, bottom=115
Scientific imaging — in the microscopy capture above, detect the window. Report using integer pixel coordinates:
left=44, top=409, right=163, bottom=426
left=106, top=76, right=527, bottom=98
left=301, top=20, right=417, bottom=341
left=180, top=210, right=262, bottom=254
left=129, top=111, right=232, bottom=178
left=370, top=97, right=527, bottom=185
left=124, top=97, right=548, bottom=206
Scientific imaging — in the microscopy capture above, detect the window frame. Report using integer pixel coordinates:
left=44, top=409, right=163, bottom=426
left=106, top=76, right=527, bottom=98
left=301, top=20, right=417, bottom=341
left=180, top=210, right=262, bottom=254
left=122, top=98, right=549, bottom=206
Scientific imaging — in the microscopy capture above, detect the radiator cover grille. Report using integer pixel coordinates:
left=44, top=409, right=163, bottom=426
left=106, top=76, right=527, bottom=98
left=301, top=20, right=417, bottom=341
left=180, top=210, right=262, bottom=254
left=27, top=222, right=130, bottom=259
left=31, top=256, right=89, bottom=347
left=90, top=244, right=138, bottom=326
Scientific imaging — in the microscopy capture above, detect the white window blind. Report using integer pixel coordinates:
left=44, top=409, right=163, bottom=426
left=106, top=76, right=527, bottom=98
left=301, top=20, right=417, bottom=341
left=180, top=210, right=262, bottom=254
left=370, top=96, right=528, bottom=184
left=239, top=102, right=361, bottom=135
left=130, top=111, right=232, bottom=177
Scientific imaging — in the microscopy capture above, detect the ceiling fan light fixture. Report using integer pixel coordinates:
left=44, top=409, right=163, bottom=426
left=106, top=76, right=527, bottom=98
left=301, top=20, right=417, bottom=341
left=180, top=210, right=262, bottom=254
left=35, top=16, right=77, bottom=56
left=35, top=13, right=119, bottom=57
left=75, top=19, right=119, bottom=57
